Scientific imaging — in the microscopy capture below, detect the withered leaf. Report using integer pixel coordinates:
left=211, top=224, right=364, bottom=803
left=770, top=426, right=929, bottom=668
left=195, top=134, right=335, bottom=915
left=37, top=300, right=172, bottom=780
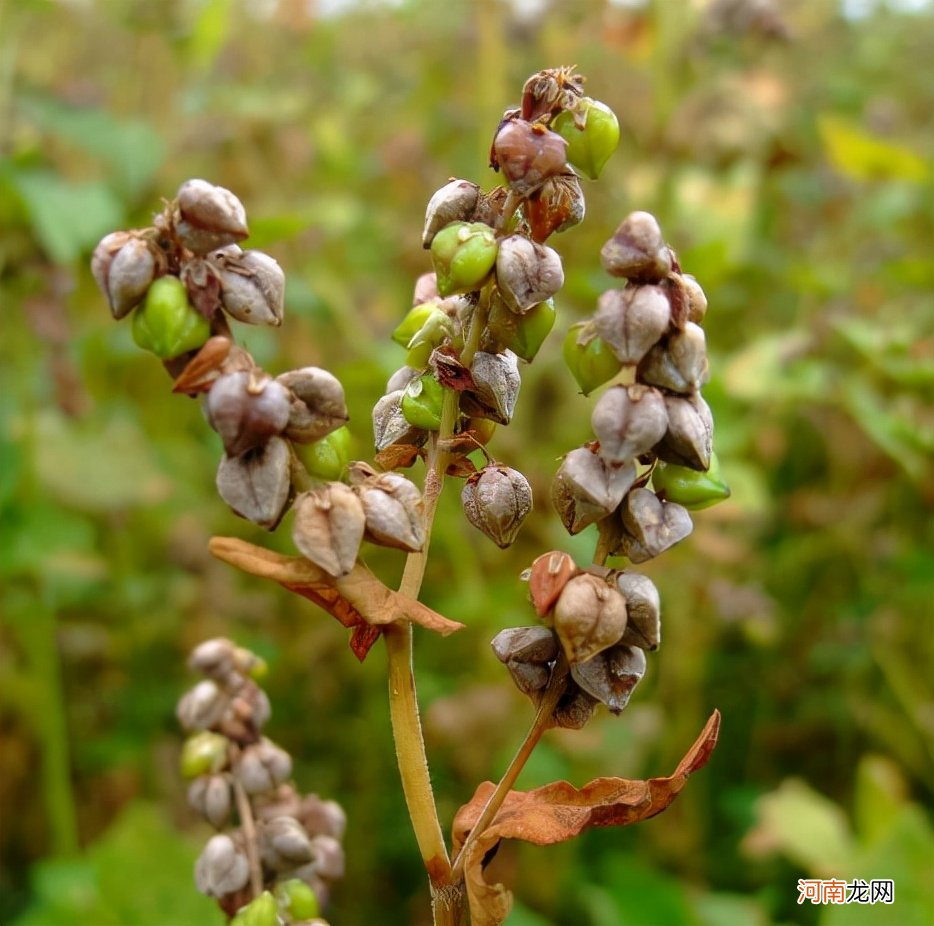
left=451, top=710, right=720, bottom=926
left=209, top=536, right=463, bottom=661
left=431, top=346, right=476, bottom=392
left=374, top=443, right=423, bottom=471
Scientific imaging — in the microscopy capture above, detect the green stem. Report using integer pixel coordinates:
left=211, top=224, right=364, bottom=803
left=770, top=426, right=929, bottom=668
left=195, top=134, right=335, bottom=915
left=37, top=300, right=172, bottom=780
left=450, top=656, right=568, bottom=880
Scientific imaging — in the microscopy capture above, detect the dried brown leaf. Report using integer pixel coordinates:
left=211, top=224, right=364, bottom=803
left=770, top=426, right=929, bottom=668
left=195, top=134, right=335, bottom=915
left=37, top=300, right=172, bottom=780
left=451, top=710, right=720, bottom=926
left=374, top=443, right=423, bottom=471
left=209, top=536, right=463, bottom=661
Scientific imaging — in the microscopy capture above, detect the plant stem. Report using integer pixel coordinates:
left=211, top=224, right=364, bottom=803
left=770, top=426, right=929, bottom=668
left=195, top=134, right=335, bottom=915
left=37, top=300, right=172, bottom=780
left=232, top=773, right=263, bottom=898
left=449, top=656, right=568, bottom=880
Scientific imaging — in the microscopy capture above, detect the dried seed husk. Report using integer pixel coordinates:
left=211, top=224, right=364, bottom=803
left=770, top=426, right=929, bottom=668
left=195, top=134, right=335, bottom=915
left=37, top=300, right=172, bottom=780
left=92, top=231, right=163, bottom=319
left=349, top=463, right=425, bottom=552
left=553, top=573, right=628, bottom=665
left=461, top=465, right=532, bottom=549
left=506, top=659, right=551, bottom=696
left=525, top=169, right=585, bottom=241
left=463, top=350, right=520, bottom=424
left=177, top=679, right=229, bottom=731
left=570, top=644, right=646, bottom=714
left=260, top=816, right=314, bottom=872
left=195, top=833, right=250, bottom=897
left=188, top=774, right=232, bottom=829
left=206, top=370, right=291, bottom=456
left=172, top=336, right=255, bottom=396
left=175, top=178, right=249, bottom=254
left=216, top=436, right=292, bottom=530
left=654, top=392, right=714, bottom=471
left=677, top=273, right=708, bottom=324
left=551, top=446, right=637, bottom=534
left=594, top=285, right=671, bottom=366
left=614, top=572, right=661, bottom=650
left=637, top=322, right=709, bottom=395
left=492, top=118, right=569, bottom=196
left=616, top=487, right=693, bottom=564
left=412, top=271, right=439, bottom=305
left=292, top=483, right=365, bottom=578
left=495, top=235, right=564, bottom=313
left=214, top=249, right=285, bottom=326
left=600, top=211, right=672, bottom=283
left=422, top=179, right=481, bottom=248
left=491, top=626, right=559, bottom=665
left=277, top=367, right=348, bottom=444
left=591, top=383, right=668, bottom=465
left=526, top=550, right=580, bottom=619
left=236, top=738, right=293, bottom=795
left=551, top=684, right=599, bottom=729
left=372, top=389, right=425, bottom=451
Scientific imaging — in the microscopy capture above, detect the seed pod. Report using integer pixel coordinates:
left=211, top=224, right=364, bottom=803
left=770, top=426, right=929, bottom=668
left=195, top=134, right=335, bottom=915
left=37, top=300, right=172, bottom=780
left=405, top=310, right=455, bottom=369
left=594, top=285, right=671, bottom=366
left=491, top=119, right=568, bottom=196
left=503, top=660, right=551, bottom=696
left=177, top=679, right=229, bottom=731
left=386, top=365, right=421, bottom=394
left=92, top=231, right=162, bottom=319
left=483, top=295, right=556, bottom=363
left=260, top=816, right=314, bottom=872
left=591, top=383, right=668, bottom=465
left=223, top=679, right=271, bottom=737
left=652, top=453, right=730, bottom=510
left=308, top=834, right=345, bottom=881
left=614, top=572, right=661, bottom=650
left=616, top=487, right=693, bottom=563
left=132, top=275, right=211, bottom=359
left=188, top=773, right=233, bottom=829
left=298, top=795, right=347, bottom=841
left=216, top=436, right=292, bottom=530
left=230, top=891, right=278, bottom=926
left=277, top=367, right=348, bottom=445
left=214, top=249, right=285, bottom=326
left=654, top=392, right=714, bottom=471
left=495, top=235, right=564, bottom=314
left=189, top=638, right=237, bottom=679
left=678, top=273, right=708, bottom=324
left=600, top=211, right=672, bottom=283
left=464, top=350, right=520, bottom=424
left=299, top=425, right=352, bottom=481
left=206, top=370, right=291, bottom=456
left=276, top=879, right=320, bottom=922
left=195, top=833, right=251, bottom=897
left=292, top=482, right=365, bottom=577
left=551, top=98, right=620, bottom=180
left=175, top=178, right=249, bottom=255
left=412, top=271, right=439, bottom=305
left=180, top=731, right=229, bottom=779
left=491, top=626, right=559, bottom=665
left=430, top=221, right=499, bottom=296
left=393, top=302, right=445, bottom=347
left=172, top=336, right=255, bottom=396
left=563, top=322, right=623, bottom=396
left=349, top=463, right=425, bottom=552
left=525, top=170, right=585, bottom=241
left=552, top=446, right=637, bottom=534
left=401, top=374, right=444, bottom=431
left=570, top=644, right=646, bottom=714
left=526, top=550, right=580, bottom=618
left=372, top=390, right=423, bottom=451
left=236, top=738, right=293, bottom=795
left=637, top=322, right=709, bottom=395
left=422, top=179, right=481, bottom=248
left=461, top=465, right=532, bottom=548
left=552, top=684, right=599, bottom=729
left=553, top=573, right=628, bottom=665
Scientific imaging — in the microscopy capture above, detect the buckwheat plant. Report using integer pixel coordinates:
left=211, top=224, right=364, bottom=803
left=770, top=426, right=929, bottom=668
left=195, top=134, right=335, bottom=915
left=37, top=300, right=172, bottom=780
left=92, top=67, right=726, bottom=926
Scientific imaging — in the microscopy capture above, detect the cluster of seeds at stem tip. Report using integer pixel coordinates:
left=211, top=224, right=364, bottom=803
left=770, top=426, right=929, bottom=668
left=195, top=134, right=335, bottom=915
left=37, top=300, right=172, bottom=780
left=374, top=66, right=620, bottom=549
left=179, top=639, right=343, bottom=925
left=91, top=179, right=428, bottom=577
left=493, top=211, right=730, bottom=727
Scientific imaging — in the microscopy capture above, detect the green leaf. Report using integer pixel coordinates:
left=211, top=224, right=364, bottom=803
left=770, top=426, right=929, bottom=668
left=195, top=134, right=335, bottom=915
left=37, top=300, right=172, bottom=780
left=819, top=115, right=928, bottom=183
left=10, top=170, right=123, bottom=264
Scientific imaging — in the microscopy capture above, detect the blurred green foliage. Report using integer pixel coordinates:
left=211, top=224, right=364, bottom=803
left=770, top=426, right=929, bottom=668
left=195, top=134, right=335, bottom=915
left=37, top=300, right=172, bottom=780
left=1, top=0, right=933, bottom=924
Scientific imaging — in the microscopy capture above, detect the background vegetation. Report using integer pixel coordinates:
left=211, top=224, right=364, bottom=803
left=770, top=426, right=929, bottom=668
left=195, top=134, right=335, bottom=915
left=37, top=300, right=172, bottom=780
left=1, top=0, right=933, bottom=923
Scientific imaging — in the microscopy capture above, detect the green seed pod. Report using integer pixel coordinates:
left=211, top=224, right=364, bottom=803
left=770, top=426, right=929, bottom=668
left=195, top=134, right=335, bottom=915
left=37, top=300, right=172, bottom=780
left=131, top=276, right=211, bottom=359
left=298, top=425, right=352, bottom=481
left=562, top=322, right=622, bottom=395
left=430, top=222, right=499, bottom=296
left=652, top=452, right=730, bottom=510
left=276, top=878, right=320, bottom=920
left=551, top=98, right=620, bottom=180
left=404, top=309, right=454, bottom=369
left=231, top=891, right=278, bottom=926
left=392, top=302, right=442, bottom=347
left=401, top=375, right=444, bottom=431
left=180, top=731, right=229, bottom=779
left=485, top=297, right=556, bottom=362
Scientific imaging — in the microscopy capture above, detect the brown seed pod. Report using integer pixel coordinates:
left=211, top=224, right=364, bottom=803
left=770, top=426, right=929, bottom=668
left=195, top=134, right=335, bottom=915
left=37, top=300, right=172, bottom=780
left=526, top=550, right=580, bottom=619
left=654, top=392, right=714, bottom=471
left=551, top=446, right=637, bottom=534
left=570, top=643, right=646, bottom=714
left=91, top=231, right=163, bottom=319
left=422, top=179, right=481, bottom=248
left=495, top=235, right=564, bottom=313
left=277, top=367, right=349, bottom=445
left=216, top=436, right=292, bottom=530
left=615, top=571, right=662, bottom=650
left=615, top=487, right=693, bottom=563
left=491, top=119, right=568, bottom=196
left=637, top=322, right=709, bottom=395
left=461, top=465, right=532, bottom=549
left=553, top=573, right=628, bottom=665
left=593, top=285, right=671, bottom=366
left=349, top=463, right=426, bottom=553
left=175, top=178, right=249, bottom=255
left=292, top=483, right=365, bottom=578
left=600, top=211, right=672, bottom=283
left=591, top=383, right=668, bottom=465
